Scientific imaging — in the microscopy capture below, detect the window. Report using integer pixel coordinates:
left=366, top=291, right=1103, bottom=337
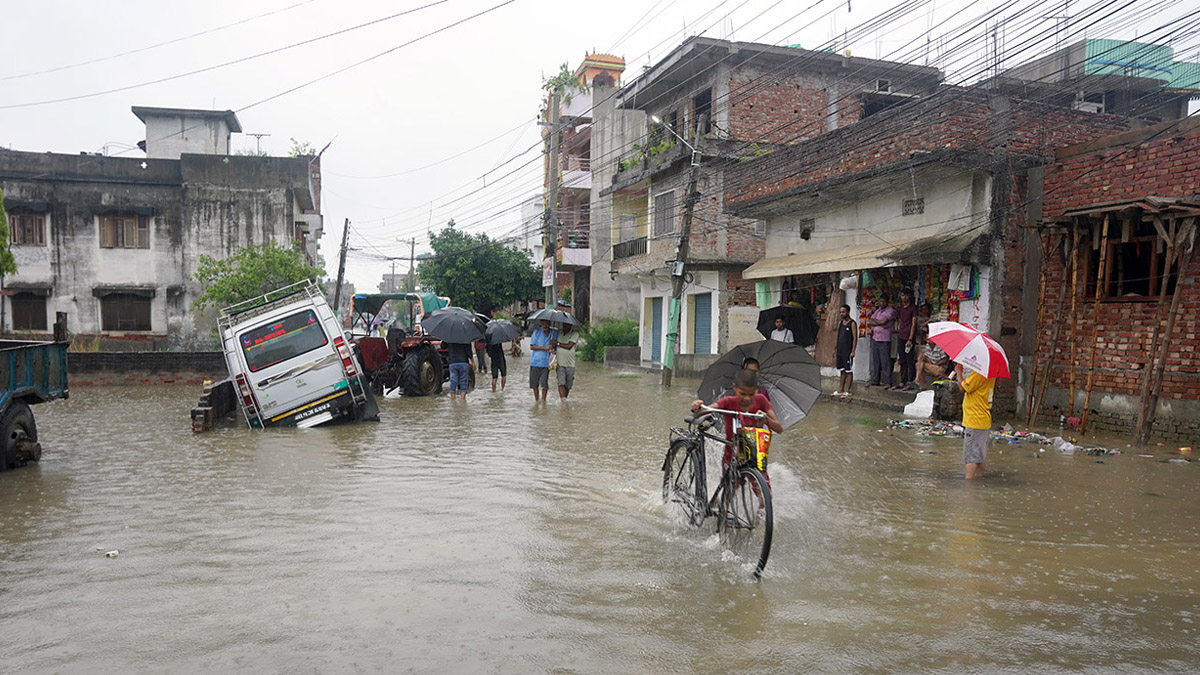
left=693, top=88, right=712, bottom=134
left=903, top=198, right=925, bottom=215
left=100, top=214, right=149, bottom=249
left=754, top=220, right=767, bottom=237
left=239, top=309, right=329, bottom=372
left=653, top=192, right=676, bottom=237
left=100, top=294, right=152, bottom=331
left=10, top=212, right=46, bottom=246
left=11, top=293, right=46, bottom=330
left=1085, top=235, right=1178, bottom=300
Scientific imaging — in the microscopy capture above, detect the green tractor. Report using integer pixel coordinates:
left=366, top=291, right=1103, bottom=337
left=349, top=292, right=473, bottom=396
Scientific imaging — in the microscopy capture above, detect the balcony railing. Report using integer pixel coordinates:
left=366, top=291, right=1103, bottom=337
left=612, top=237, right=647, bottom=260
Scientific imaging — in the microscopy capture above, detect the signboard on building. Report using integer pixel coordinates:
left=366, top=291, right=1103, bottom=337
left=542, top=257, right=554, bottom=287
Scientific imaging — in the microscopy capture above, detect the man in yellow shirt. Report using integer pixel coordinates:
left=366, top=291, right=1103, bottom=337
left=957, top=363, right=996, bottom=479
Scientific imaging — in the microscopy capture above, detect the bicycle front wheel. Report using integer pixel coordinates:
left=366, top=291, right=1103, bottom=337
left=717, top=465, right=773, bottom=577
left=662, top=439, right=705, bottom=526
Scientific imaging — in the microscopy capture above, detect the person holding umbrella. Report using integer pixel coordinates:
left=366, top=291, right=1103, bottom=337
left=555, top=324, right=578, bottom=399
left=927, top=321, right=1008, bottom=480
left=446, top=340, right=476, bottom=402
left=528, top=319, right=558, bottom=403
left=691, top=369, right=783, bottom=477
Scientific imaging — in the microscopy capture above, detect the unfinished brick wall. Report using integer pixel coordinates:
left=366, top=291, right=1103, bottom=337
left=1033, top=119, right=1200, bottom=432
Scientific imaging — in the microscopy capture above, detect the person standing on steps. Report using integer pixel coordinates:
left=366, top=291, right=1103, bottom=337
left=867, top=293, right=897, bottom=388
left=893, top=288, right=918, bottom=390
left=834, top=304, right=857, bottom=397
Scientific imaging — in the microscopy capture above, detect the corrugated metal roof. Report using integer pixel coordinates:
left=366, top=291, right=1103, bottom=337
left=1084, top=39, right=1172, bottom=83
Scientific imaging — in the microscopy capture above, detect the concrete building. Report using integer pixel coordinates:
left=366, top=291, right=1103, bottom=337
left=0, top=106, right=323, bottom=347
left=601, top=37, right=942, bottom=366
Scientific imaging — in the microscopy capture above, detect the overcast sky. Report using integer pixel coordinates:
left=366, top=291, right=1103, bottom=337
left=3, top=0, right=1195, bottom=291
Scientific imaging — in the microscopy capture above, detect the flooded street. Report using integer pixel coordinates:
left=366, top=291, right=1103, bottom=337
left=3, top=363, right=1199, bottom=672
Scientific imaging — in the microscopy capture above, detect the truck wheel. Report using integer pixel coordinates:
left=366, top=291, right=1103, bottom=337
left=402, top=346, right=441, bottom=396
left=0, top=401, right=38, bottom=471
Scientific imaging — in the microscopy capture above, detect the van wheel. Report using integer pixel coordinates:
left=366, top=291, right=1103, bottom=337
left=0, top=401, right=38, bottom=471
left=403, top=346, right=441, bottom=396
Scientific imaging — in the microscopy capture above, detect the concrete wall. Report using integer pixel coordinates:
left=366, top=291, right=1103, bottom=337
left=0, top=150, right=318, bottom=343
left=68, top=351, right=227, bottom=385
left=589, top=84, right=645, bottom=322
left=144, top=114, right=232, bottom=159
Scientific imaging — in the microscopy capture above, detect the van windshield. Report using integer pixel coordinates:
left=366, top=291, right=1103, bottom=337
left=240, top=309, right=329, bottom=372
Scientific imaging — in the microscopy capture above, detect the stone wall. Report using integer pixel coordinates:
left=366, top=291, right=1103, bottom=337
left=68, top=351, right=227, bottom=386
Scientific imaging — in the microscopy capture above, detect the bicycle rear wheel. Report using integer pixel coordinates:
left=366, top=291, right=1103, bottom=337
left=717, top=465, right=773, bottom=577
left=662, top=439, right=705, bottom=526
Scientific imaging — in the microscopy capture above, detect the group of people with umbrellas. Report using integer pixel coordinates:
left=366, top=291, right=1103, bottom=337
left=693, top=312, right=1008, bottom=480
left=416, top=305, right=581, bottom=401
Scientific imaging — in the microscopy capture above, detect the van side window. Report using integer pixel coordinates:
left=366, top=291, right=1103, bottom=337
left=240, top=309, right=329, bottom=372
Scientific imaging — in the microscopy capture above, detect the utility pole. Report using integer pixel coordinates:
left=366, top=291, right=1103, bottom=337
left=247, top=132, right=270, bottom=154
left=544, top=89, right=562, bottom=308
left=333, top=217, right=350, bottom=311
left=407, top=238, right=416, bottom=292
left=661, top=120, right=703, bottom=387
left=389, top=260, right=396, bottom=292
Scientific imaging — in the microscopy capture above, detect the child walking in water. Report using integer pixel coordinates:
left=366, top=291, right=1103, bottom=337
left=690, top=369, right=783, bottom=476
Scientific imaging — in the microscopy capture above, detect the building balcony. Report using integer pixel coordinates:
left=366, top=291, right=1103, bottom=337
left=612, top=236, right=647, bottom=260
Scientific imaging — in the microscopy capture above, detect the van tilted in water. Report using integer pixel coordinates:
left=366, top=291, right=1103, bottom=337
left=218, top=280, right=378, bottom=429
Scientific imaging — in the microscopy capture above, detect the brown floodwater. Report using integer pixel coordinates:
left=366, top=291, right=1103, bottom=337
left=1, top=363, right=1197, bottom=672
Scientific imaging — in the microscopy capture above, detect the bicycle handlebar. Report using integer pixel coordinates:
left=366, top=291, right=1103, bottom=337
left=697, top=404, right=766, bottom=420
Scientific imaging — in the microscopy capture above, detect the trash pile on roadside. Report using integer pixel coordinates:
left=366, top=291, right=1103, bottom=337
left=885, top=420, right=1124, bottom=456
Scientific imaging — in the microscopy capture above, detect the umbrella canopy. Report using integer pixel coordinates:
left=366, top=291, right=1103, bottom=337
left=422, top=306, right=486, bottom=343
left=526, top=307, right=579, bottom=326
left=927, top=321, right=1010, bottom=379
left=485, top=319, right=522, bottom=345
left=697, top=340, right=822, bottom=430
left=756, top=305, right=819, bottom=347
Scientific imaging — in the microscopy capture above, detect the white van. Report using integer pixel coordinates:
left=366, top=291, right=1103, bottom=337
left=218, top=280, right=378, bottom=429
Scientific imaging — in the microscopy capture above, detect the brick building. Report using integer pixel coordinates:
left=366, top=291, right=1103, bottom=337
left=724, top=87, right=1135, bottom=414
left=0, top=106, right=323, bottom=348
left=1030, top=116, right=1200, bottom=442
left=600, top=37, right=941, bottom=364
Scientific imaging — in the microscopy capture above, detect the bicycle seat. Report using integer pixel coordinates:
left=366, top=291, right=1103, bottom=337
left=684, top=416, right=695, bottom=424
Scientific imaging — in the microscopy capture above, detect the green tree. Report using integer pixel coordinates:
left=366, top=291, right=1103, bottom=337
left=0, top=189, right=18, bottom=277
left=288, top=138, right=315, bottom=157
left=191, top=243, right=324, bottom=310
left=418, top=221, right=541, bottom=312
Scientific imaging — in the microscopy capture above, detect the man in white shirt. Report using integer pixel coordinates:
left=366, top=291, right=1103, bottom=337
left=769, top=316, right=794, bottom=343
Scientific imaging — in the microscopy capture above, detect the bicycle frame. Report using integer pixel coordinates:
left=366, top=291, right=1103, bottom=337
left=669, top=407, right=766, bottom=521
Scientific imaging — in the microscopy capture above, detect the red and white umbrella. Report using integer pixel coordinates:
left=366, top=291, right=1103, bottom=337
left=926, top=321, right=1010, bottom=379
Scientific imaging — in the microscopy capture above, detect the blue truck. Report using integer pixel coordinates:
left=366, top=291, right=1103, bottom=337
left=0, top=313, right=69, bottom=472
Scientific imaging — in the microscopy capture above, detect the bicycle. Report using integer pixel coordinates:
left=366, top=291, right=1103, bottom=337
left=662, top=405, right=774, bottom=577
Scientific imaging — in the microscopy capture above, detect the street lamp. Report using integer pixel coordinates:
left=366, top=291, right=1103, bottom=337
left=649, top=115, right=699, bottom=166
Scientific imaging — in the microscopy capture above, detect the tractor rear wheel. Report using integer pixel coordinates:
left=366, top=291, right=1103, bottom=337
left=402, top=345, right=441, bottom=396
left=0, top=401, right=38, bottom=471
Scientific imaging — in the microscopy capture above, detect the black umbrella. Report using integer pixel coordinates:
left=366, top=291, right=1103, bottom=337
left=526, top=307, right=579, bottom=326
left=697, top=340, right=822, bottom=430
left=485, top=319, right=522, bottom=345
left=756, top=305, right=819, bottom=347
left=422, top=306, right=486, bottom=343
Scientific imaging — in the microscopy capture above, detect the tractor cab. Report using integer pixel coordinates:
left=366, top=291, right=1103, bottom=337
left=348, top=292, right=453, bottom=396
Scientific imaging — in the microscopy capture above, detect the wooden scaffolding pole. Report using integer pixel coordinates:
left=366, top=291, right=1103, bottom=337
left=1080, top=214, right=1112, bottom=433
left=1135, top=216, right=1197, bottom=445
left=1067, top=224, right=1082, bottom=418
left=1134, top=216, right=1180, bottom=445
left=1028, top=230, right=1074, bottom=428
left=1025, top=232, right=1054, bottom=427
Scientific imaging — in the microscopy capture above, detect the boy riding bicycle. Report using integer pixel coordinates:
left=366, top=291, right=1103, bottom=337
left=690, top=369, right=783, bottom=475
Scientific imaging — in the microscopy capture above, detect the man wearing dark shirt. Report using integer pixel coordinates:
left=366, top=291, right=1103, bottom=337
left=895, top=288, right=918, bottom=390
left=446, top=341, right=475, bottom=402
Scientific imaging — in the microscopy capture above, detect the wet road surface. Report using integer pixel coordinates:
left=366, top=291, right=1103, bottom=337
left=2, top=363, right=1198, bottom=672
